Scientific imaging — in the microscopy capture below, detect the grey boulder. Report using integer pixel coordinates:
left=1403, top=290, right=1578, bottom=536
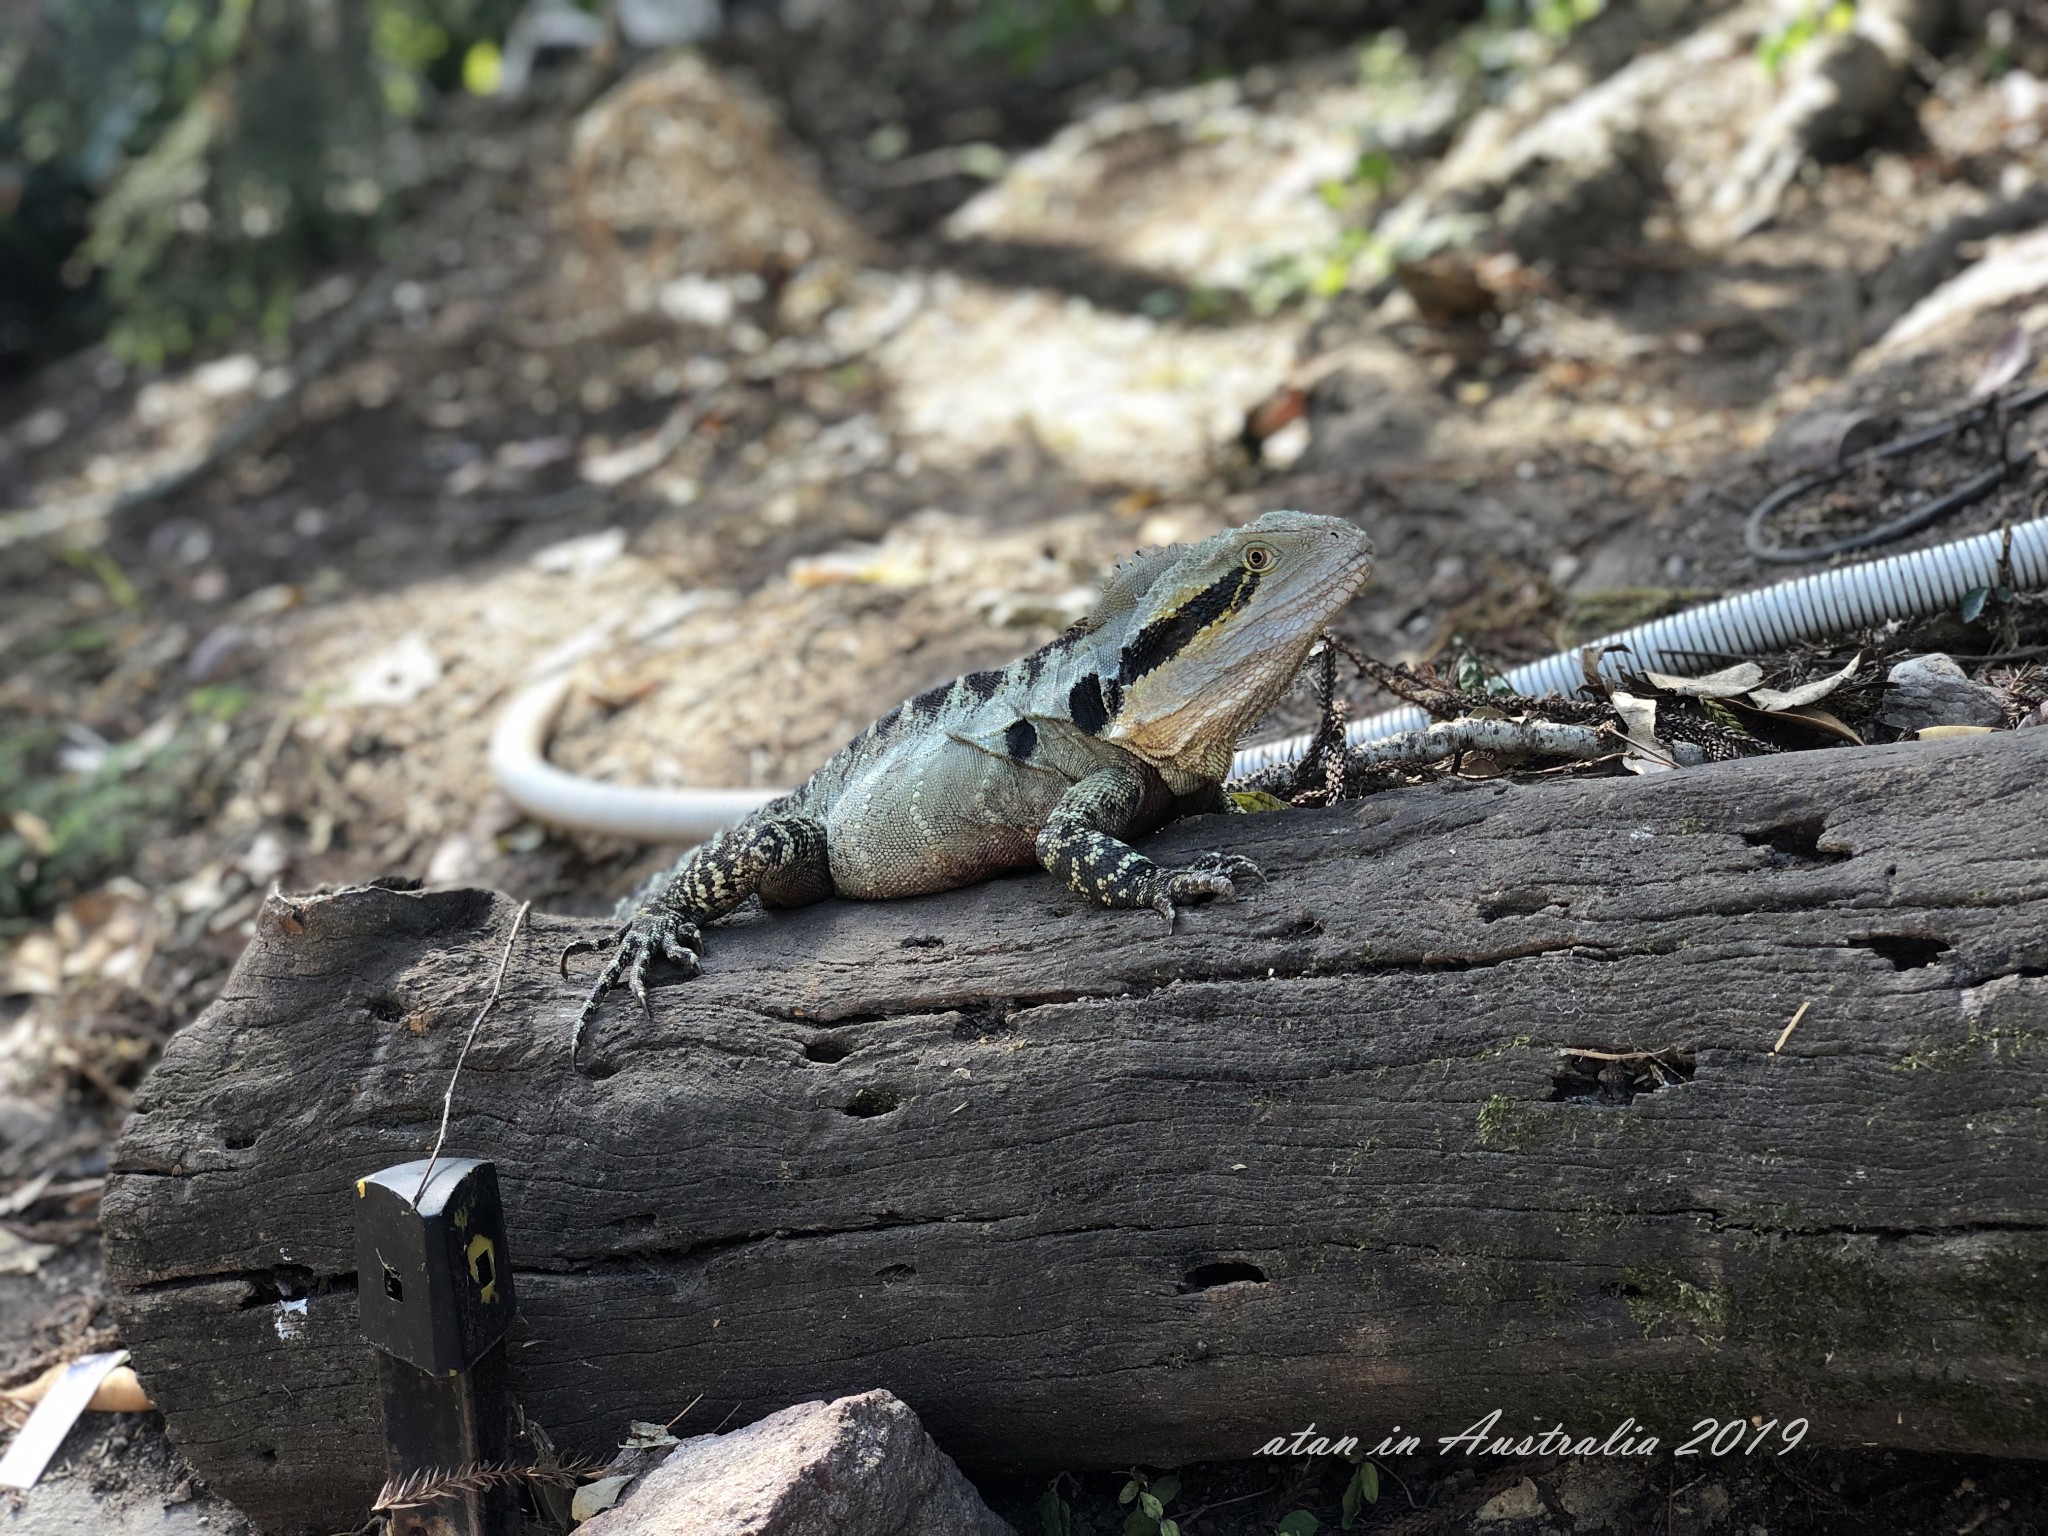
left=1879, top=653, right=2006, bottom=732
left=577, top=1389, right=1016, bottom=1536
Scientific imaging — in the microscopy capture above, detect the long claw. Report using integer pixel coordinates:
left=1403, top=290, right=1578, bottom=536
left=1153, top=892, right=1179, bottom=932
left=559, top=932, right=616, bottom=977
left=660, top=931, right=702, bottom=973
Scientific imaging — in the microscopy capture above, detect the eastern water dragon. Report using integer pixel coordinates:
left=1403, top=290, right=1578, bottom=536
left=546, top=510, right=1375, bottom=1051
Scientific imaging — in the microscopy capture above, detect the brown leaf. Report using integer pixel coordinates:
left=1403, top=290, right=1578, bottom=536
left=1721, top=698, right=1863, bottom=745
left=1395, top=255, right=1499, bottom=326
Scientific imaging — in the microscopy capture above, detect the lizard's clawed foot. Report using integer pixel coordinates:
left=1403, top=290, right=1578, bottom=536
left=1151, top=852, right=1266, bottom=930
left=564, top=913, right=704, bottom=1059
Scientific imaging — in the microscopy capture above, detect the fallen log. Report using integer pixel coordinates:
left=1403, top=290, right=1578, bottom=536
left=104, top=730, right=2048, bottom=1534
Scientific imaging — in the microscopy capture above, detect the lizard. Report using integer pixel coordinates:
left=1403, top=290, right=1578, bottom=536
left=560, top=509, right=1374, bottom=1053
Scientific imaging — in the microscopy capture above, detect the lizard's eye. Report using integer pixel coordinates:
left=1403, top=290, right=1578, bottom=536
left=1243, top=544, right=1276, bottom=573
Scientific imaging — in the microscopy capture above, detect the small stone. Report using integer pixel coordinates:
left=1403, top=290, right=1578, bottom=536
left=1878, top=654, right=2006, bottom=733
left=1475, top=1476, right=1545, bottom=1523
left=578, top=1389, right=1014, bottom=1536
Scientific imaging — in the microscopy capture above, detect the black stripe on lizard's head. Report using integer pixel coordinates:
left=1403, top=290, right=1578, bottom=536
left=1103, top=510, right=1375, bottom=773
left=1118, top=566, right=1260, bottom=685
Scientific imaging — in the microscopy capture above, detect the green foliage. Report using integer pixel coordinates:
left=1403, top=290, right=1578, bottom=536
left=1276, top=1512, right=1319, bottom=1536
left=1339, top=1457, right=1380, bottom=1528
left=1960, top=581, right=2015, bottom=624
left=0, top=0, right=521, bottom=367
left=954, top=0, right=1132, bottom=75
left=1118, top=1470, right=1183, bottom=1536
left=1484, top=0, right=1606, bottom=43
left=1759, top=1, right=1857, bottom=75
left=1038, top=1486, right=1075, bottom=1536
left=0, top=720, right=198, bottom=926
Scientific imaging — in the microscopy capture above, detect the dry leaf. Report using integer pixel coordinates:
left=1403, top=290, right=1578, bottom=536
left=3, top=1363, right=154, bottom=1414
left=0, top=1229, right=55, bottom=1277
left=1721, top=699, right=1864, bottom=745
left=1916, top=724, right=1998, bottom=738
left=1640, top=662, right=1763, bottom=698
left=1749, top=653, right=1861, bottom=712
left=1773, top=706, right=1864, bottom=745
left=1609, top=691, right=1674, bottom=775
left=1971, top=325, right=2032, bottom=399
left=572, top=1474, right=631, bottom=1521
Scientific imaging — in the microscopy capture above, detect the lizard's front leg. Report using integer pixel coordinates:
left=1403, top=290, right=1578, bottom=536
left=1034, top=766, right=1263, bottom=930
left=563, top=812, right=831, bottom=1055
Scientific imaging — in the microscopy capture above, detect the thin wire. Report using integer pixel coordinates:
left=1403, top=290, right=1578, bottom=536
left=1744, top=379, right=2048, bottom=564
left=413, top=900, right=530, bottom=1210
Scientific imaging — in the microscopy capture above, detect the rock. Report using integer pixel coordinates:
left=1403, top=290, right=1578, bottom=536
left=1474, top=1476, right=1545, bottom=1523
left=577, top=1390, right=1014, bottom=1536
left=1554, top=1460, right=1640, bottom=1529
left=1879, top=654, right=2007, bottom=732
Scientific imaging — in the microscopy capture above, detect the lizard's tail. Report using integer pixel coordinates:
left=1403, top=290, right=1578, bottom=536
left=488, top=673, right=783, bottom=842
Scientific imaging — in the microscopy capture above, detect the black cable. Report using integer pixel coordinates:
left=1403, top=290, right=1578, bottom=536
left=1744, top=379, right=2048, bottom=564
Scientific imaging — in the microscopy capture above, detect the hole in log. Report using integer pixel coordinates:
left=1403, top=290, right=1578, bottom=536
left=804, top=1037, right=852, bottom=1064
left=951, top=1003, right=1012, bottom=1041
left=237, top=1267, right=319, bottom=1309
left=1741, top=817, right=1848, bottom=867
left=1598, top=1281, right=1642, bottom=1299
left=364, top=993, right=405, bottom=1023
left=1179, top=1260, right=1267, bottom=1293
left=1477, top=887, right=1556, bottom=923
left=1850, top=934, right=1951, bottom=970
left=843, top=1086, right=900, bottom=1118
left=224, top=1132, right=256, bottom=1151
left=876, top=1263, right=916, bottom=1283
left=900, top=935, right=944, bottom=949
left=1551, top=1047, right=1695, bottom=1106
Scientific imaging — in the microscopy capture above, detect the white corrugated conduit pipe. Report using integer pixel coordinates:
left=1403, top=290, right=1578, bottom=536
left=492, top=519, right=2048, bottom=839
left=490, top=672, right=783, bottom=842
left=1229, top=517, right=2048, bottom=777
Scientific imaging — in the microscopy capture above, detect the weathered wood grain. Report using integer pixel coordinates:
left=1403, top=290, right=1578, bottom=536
left=104, top=731, right=2048, bottom=1534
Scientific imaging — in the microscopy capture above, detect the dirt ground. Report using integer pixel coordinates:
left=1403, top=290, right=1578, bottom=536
left=4, top=2, right=2048, bottom=1531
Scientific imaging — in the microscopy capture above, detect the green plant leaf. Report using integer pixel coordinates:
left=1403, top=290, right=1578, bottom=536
left=1124, top=1512, right=1161, bottom=1536
left=1277, top=1512, right=1320, bottom=1536
left=1151, top=1475, right=1180, bottom=1505
left=1141, top=1492, right=1164, bottom=1519
left=1160, top=1522, right=1181, bottom=1536
left=1038, top=1489, right=1073, bottom=1536
left=1961, top=586, right=1991, bottom=623
left=1120, top=1479, right=1140, bottom=1506
left=1342, top=1461, right=1381, bottom=1526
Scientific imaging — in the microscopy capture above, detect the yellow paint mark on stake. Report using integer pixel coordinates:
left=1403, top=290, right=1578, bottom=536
left=1773, top=1000, right=1811, bottom=1055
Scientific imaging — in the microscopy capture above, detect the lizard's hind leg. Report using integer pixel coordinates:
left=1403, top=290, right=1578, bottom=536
left=566, top=813, right=832, bottom=1057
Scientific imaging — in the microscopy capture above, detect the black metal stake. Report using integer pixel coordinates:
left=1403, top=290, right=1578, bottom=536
left=355, top=1157, right=519, bottom=1536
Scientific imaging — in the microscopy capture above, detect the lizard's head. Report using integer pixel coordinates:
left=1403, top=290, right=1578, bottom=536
left=1104, top=510, right=1373, bottom=779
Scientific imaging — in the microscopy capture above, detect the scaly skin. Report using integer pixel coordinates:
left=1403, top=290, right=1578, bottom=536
left=564, top=510, right=1375, bottom=1055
